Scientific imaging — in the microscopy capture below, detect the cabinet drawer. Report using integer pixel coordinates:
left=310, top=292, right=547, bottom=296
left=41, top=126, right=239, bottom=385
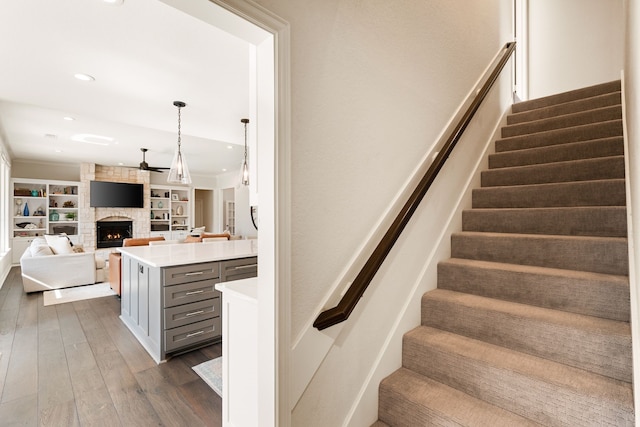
left=221, top=257, right=258, bottom=282
left=163, top=279, right=219, bottom=308
left=163, top=262, right=219, bottom=286
left=164, top=298, right=220, bottom=329
left=164, top=317, right=221, bottom=352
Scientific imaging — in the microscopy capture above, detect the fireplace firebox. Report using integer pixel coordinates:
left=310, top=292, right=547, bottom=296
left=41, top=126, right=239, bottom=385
left=96, top=220, right=132, bottom=248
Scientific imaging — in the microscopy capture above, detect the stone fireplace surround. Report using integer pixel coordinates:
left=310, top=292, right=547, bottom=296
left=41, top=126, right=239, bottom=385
left=79, top=163, right=151, bottom=250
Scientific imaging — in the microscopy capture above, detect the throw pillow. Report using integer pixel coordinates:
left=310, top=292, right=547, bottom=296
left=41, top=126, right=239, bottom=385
left=190, top=226, right=206, bottom=236
left=45, top=234, right=74, bottom=255
left=30, top=242, right=54, bottom=257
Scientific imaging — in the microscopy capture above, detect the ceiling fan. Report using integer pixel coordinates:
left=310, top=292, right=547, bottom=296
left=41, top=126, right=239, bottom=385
left=131, top=148, right=169, bottom=172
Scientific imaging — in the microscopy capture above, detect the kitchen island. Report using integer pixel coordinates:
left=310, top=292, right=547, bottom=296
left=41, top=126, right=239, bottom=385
left=118, top=239, right=258, bottom=363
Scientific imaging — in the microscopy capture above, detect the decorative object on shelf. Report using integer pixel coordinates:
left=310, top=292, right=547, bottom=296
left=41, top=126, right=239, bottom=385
left=172, top=194, right=179, bottom=201
left=15, top=198, right=22, bottom=215
left=34, top=207, right=45, bottom=216
left=49, top=210, right=59, bottom=221
left=158, top=201, right=163, bottom=209
left=65, top=212, right=76, bottom=221
left=62, top=200, right=75, bottom=208
left=241, top=118, right=250, bottom=186
left=23, top=202, right=29, bottom=216
left=31, top=190, right=38, bottom=197
left=176, top=204, right=183, bottom=216
left=167, top=100, right=192, bottom=184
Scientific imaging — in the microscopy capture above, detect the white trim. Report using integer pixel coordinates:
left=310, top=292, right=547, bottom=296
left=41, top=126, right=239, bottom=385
left=620, top=71, right=640, bottom=426
left=158, top=1, right=292, bottom=425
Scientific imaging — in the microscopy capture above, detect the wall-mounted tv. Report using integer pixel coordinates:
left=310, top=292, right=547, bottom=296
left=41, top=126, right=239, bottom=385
left=90, top=181, right=144, bottom=208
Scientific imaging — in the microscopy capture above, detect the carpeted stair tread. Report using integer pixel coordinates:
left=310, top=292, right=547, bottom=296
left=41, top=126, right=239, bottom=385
left=507, top=91, right=622, bottom=125
left=421, top=289, right=631, bottom=382
left=451, top=231, right=628, bottom=275
left=462, top=206, right=627, bottom=237
left=489, top=136, right=624, bottom=169
left=501, top=105, right=622, bottom=138
left=472, top=179, right=626, bottom=208
left=378, top=368, right=543, bottom=427
left=437, top=258, right=630, bottom=322
left=511, top=80, right=621, bottom=114
left=495, top=119, right=622, bottom=153
left=402, top=326, right=634, bottom=426
left=481, top=155, right=624, bottom=187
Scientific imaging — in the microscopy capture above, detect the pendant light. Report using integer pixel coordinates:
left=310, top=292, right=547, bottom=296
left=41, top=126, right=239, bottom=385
left=167, top=101, right=192, bottom=185
left=241, top=118, right=250, bottom=186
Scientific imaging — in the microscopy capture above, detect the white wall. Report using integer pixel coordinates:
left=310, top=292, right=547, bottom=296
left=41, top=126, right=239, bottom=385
left=251, top=0, right=513, bottom=424
left=528, top=0, right=624, bottom=98
left=623, top=0, right=640, bottom=422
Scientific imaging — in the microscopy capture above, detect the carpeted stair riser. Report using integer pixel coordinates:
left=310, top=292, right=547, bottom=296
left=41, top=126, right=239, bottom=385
left=451, top=231, right=628, bottom=275
left=375, top=81, right=632, bottom=426
left=495, top=119, right=623, bottom=153
left=437, top=258, right=630, bottom=322
left=507, top=92, right=622, bottom=125
left=378, top=368, right=542, bottom=427
left=421, top=289, right=631, bottom=382
left=511, top=80, right=621, bottom=114
left=472, top=179, right=626, bottom=209
left=501, top=105, right=621, bottom=138
left=481, top=155, right=624, bottom=187
left=489, top=136, right=624, bottom=169
left=402, top=327, right=634, bottom=426
left=462, top=207, right=627, bottom=237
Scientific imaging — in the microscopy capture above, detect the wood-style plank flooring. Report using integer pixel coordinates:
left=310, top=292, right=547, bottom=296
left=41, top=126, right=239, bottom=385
left=0, top=267, right=222, bottom=426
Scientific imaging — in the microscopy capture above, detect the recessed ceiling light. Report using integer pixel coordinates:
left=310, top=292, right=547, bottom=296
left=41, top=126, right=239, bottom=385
left=74, top=73, right=95, bottom=82
left=44, top=133, right=57, bottom=139
left=71, top=133, right=114, bottom=146
left=103, top=0, right=124, bottom=4
left=54, top=149, right=63, bottom=153
left=227, top=145, right=233, bottom=149
left=63, top=116, right=75, bottom=121
left=222, top=168, right=227, bottom=172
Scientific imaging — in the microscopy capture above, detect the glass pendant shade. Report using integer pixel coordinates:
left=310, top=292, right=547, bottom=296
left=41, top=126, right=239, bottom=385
left=167, top=101, right=192, bottom=184
left=167, top=146, right=191, bottom=184
left=241, top=159, right=249, bottom=186
left=240, top=118, right=250, bottom=186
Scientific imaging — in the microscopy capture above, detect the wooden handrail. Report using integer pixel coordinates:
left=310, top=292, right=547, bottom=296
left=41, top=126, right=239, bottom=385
left=314, top=41, right=516, bottom=330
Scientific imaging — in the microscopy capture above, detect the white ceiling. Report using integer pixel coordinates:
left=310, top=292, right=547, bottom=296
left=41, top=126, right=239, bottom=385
left=0, top=0, right=255, bottom=178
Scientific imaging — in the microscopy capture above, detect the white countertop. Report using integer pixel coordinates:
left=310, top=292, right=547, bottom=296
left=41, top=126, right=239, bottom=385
left=215, top=277, right=258, bottom=301
left=117, top=239, right=258, bottom=267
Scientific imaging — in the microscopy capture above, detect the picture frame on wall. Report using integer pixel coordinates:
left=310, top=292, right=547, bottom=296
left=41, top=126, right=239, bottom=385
left=171, top=194, right=179, bottom=201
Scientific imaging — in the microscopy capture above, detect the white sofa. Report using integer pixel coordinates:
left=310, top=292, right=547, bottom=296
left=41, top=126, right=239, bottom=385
left=20, top=235, right=106, bottom=293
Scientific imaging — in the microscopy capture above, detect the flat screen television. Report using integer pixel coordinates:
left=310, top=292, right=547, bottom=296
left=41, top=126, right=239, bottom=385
left=90, top=181, right=144, bottom=208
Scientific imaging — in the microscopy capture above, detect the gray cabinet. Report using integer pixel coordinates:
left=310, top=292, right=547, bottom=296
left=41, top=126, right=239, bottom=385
left=120, top=256, right=226, bottom=363
left=221, top=257, right=258, bottom=282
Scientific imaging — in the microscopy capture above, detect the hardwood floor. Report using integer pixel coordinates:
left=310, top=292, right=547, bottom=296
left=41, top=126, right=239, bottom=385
left=0, top=267, right=222, bottom=426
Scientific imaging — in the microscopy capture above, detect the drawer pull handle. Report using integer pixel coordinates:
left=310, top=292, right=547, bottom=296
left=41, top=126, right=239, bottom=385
left=233, top=264, right=257, bottom=270
left=185, top=271, right=205, bottom=276
left=185, top=290, right=204, bottom=296
left=186, top=330, right=205, bottom=338
left=185, top=310, right=205, bottom=317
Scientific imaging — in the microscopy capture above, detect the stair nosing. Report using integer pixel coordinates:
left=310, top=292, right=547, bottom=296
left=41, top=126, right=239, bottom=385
left=405, top=325, right=633, bottom=402
left=507, top=91, right=622, bottom=124
left=440, top=257, right=629, bottom=282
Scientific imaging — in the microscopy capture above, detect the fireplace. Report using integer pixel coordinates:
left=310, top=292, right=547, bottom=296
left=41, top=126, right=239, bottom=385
left=96, top=220, right=132, bottom=248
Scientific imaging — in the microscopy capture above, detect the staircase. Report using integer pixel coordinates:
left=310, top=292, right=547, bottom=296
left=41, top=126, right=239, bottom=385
left=374, top=81, right=634, bottom=426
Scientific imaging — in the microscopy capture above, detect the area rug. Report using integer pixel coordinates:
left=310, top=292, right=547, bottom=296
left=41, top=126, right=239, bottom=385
left=43, top=282, right=116, bottom=306
left=192, top=356, right=223, bottom=397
